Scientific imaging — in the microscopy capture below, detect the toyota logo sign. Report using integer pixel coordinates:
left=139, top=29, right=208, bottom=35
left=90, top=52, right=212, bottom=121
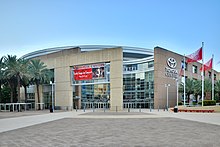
left=167, top=57, right=177, bottom=69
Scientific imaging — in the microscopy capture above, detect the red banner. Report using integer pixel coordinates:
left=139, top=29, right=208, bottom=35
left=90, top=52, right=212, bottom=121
left=74, top=68, right=92, bottom=81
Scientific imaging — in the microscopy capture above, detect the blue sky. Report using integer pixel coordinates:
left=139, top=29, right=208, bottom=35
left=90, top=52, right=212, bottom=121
left=0, top=0, right=220, bottom=70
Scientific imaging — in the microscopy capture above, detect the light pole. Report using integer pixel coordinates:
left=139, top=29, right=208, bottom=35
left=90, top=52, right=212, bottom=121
left=165, top=84, right=170, bottom=110
left=176, top=79, right=179, bottom=107
left=50, top=81, right=54, bottom=112
left=173, top=78, right=179, bottom=107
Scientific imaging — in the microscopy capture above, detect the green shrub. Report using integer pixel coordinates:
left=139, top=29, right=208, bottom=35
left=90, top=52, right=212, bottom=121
left=178, top=102, right=183, bottom=105
left=203, top=100, right=216, bottom=106
left=192, top=102, right=197, bottom=105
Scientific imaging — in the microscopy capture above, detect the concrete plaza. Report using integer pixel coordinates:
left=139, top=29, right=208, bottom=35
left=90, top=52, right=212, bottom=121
left=0, top=109, right=220, bottom=147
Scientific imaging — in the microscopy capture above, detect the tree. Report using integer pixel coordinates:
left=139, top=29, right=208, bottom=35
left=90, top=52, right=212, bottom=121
left=21, top=75, right=30, bottom=103
left=179, top=78, right=195, bottom=103
left=215, top=80, right=220, bottom=102
left=204, top=78, right=212, bottom=99
left=193, top=80, right=201, bottom=102
left=4, top=55, right=29, bottom=103
left=186, top=78, right=195, bottom=103
left=28, top=59, right=53, bottom=109
left=19, top=59, right=31, bottom=102
left=4, top=55, right=18, bottom=102
left=0, top=57, right=6, bottom=102
left=1, top=85, right=11, bottom=103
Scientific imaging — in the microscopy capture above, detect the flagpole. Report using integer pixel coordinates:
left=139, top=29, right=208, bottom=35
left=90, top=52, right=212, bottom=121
left=212, top=54, right=214, bottom=100
left=183, top=54, right=186, bottom=106
left=202, top=42, right=204, bottom=106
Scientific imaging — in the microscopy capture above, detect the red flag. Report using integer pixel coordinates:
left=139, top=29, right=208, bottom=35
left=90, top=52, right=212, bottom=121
left=200, top=58, right=213, bottom=71
left=186, top=47, right=202, bottom=63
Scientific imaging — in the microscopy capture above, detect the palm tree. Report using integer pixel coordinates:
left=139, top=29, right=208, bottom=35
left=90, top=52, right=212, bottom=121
left=185, top=78, right=194, bottom=103
left=4, top=55, right=29, bottom=103
left=19, top=59, right=31, bottom=102
left=0, top=57, right=6, bottom=102
left=204, top=78, right=212, bottom=99
left=4, top=55, right=18, bottom=102
left=215, top=80, right=220, bottom=102
left=21, top=76, right=30, bottom=103
left=179, top=78, right=194, bottom=103
left=28, top=59, right=53, bottom=110
left=193, top=80, right=201, bottom=102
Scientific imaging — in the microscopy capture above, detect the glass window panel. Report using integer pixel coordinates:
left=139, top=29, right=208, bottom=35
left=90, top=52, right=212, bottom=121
left=148, top=61, right=154, bottom=68
left=192, top=65, right=197, bottom=74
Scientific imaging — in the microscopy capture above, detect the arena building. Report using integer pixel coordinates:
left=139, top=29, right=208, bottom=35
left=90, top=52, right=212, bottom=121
left=21, top=45, right=219, bottom=111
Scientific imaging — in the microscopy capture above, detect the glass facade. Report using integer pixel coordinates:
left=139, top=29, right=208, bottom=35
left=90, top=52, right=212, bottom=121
left=26, top=93, right=35, bottom=109
left=72, top=59, right=154, bottom=109
left=72, top=63, right=110, bottom=109
left=80, top=83, right=110, bottom=108
left=43, top=92, right=53, bottom=109
left=123, top=61, right=154, bottom=108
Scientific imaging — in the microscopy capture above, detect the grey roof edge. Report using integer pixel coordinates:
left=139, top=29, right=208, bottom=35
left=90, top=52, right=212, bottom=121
left=22, top=45, right=154, bottom=59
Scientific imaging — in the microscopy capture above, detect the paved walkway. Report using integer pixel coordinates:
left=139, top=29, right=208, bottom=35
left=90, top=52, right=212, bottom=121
left=0, top=109, right=220, bottom=146
left=150, top=110, right=220, bottom=126
left=1, top=109, right=220, bottom=132
left=0, top=110, right=81, bottom=133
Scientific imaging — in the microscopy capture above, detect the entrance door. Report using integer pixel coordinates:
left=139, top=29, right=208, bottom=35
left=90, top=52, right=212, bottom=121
left=80, top=84, right=110, bottom=109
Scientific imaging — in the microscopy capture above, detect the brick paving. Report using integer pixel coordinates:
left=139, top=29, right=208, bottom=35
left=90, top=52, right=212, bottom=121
left=0, top=113, right=220, bottom=147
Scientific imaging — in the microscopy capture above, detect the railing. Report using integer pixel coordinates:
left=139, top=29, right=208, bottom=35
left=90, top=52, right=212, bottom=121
left=0, top=103, right=33, bottom=112
left=76, top=105, right=155, bottom=113
left=81, top=102, right=110, bottom=109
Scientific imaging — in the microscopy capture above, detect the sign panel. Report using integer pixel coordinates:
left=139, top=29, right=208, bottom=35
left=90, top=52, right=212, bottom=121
left=74, top=68, right=92, bottom=81
left=167, top=57, right=177, bottom=69
left=73, top=63, right=105, bottom=81
left=165, top=57, right=178, bottom=79
left=92, top=66, right=105, bottom=79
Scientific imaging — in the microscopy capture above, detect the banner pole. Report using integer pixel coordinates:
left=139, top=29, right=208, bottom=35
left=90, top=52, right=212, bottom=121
left=212, top=54, right=214, bottom=100
left=183, top=55, right=186, bottom=106
left=202, top=42, right=204, bottom=106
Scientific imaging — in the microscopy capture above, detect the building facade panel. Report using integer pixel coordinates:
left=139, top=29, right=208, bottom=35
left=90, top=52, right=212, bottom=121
left=154, top=47, right=184, bottom=108
left=31, top=47, right=123, bottom=110
left=55, top=90, right=73, bottom=110
left=22, top=45, right=219, bottom=111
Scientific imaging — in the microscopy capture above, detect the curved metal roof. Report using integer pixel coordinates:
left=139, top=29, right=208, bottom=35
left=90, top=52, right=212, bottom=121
left=22, top=45, right=154, bottom=59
